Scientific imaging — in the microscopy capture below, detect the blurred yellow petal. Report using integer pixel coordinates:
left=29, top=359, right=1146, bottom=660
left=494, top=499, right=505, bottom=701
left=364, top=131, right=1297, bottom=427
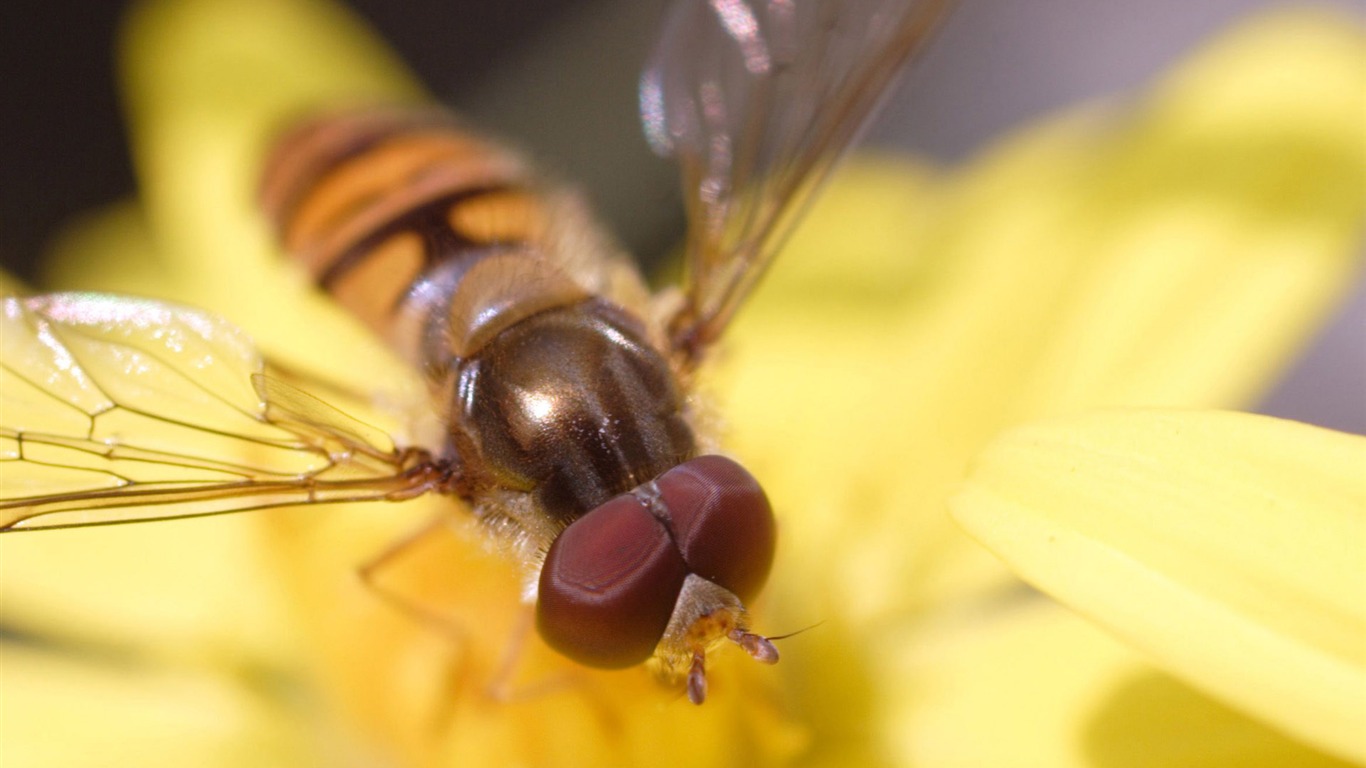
left=1014, top=8, right=1366, bottom=414
left=40, top=201, right=188, bottom=297
left=727, top=4, right=1364, bottom=634
left=952, top=410, right=1366, bottom=762
left=892, top=598, right=1352, bottom=768
left=1151, top=8, right=1366, bottom=167
left=698, top=10, right=1366, bottom=761
left=116, top=0, right=423, bottom=390
left=0, top=645, right=316, bottom=768
left=0, top=515, right=298, bottom=663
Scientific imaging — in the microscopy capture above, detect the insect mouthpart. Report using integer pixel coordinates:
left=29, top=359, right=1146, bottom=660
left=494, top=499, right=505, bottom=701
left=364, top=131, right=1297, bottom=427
left=534, top=455, right=777, bottom=703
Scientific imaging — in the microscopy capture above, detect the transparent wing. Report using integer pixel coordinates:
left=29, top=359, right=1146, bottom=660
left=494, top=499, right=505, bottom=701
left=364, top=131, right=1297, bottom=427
left=641, top=0, right=951, bottom=358
left=0, top=294, right=445, bottom=531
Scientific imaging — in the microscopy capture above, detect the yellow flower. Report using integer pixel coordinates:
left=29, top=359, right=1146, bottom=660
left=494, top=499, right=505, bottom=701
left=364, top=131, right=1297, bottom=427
left=1, top=0, right=1361, bottom=766
left=953, top=410, right=1366, bottom=765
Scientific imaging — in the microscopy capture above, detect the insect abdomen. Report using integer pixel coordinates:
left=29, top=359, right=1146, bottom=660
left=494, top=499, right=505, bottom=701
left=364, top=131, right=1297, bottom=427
left=258, top=108, right=553, bottom=348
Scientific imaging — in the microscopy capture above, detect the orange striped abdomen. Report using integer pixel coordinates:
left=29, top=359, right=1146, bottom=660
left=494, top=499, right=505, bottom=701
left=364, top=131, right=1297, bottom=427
left=258, top=108, right=577, bottom=366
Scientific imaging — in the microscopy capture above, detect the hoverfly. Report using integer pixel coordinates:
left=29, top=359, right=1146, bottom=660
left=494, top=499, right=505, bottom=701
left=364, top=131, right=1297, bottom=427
left=0, top=0, right=949, bottom=704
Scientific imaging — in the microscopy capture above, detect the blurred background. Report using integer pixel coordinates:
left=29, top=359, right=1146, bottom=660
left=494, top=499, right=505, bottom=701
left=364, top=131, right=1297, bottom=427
left=1, top=0, right=1361, bottom=430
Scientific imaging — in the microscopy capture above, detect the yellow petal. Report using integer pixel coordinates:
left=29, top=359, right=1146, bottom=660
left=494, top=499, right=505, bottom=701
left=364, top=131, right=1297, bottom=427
left=892, top=598, right=1353, bottom=768
left=951, top=410, right=1366, bottom=762
left=0, top=644, right=315, bottom=768
left=723, top=4, right=1365, bottom=631
left=1149, top=8, right=1366, bottom=165
left=115, top=0, right=423, bottom=390
left=40, top=200, right=194, bottom=297
left=0, top=514, right=299, bottom=663
left=1011, top=8, right=1366, bottom=414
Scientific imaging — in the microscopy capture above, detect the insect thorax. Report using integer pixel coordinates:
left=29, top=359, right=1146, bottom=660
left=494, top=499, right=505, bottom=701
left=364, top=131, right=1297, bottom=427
left=450, top=297, right=696, bottom=528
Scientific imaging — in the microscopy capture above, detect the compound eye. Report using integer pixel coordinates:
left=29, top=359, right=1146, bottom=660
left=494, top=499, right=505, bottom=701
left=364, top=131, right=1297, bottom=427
left=536, top=494, right=688, bottom=669
left=655, top=455, right=776, bottom=603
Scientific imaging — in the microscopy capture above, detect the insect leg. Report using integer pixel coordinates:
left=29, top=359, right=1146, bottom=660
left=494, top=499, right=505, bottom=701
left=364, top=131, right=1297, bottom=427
left=356, top=516, right=470, bottom=640
left=480, top=605, right=583, bottom=704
